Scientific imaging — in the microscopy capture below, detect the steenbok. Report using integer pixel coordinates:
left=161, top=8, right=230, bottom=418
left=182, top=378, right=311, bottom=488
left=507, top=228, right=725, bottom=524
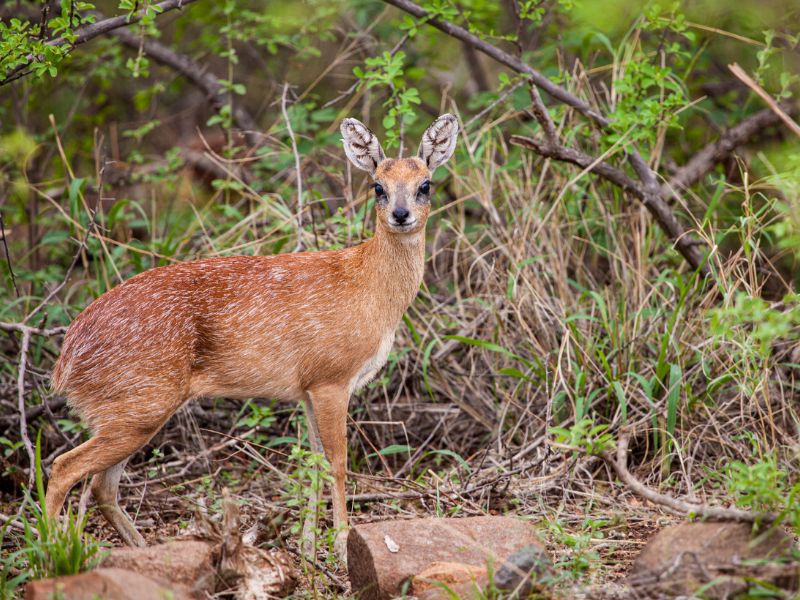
left=47, top=114, right=459, bottom=558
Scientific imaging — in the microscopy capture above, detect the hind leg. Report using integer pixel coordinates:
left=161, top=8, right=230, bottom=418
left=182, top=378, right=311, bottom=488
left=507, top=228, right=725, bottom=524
left=46, top=420, right=168, bottom=546
left=91, top=460, right=145, bottom=547
left=46, top=432, right=152, bottom=522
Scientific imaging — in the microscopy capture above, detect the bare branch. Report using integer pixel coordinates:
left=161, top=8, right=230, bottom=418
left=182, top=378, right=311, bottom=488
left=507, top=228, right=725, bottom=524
left=601, top=430, right=775, bottom=523
left=384, top=0, right=713, bottom=280
left=0, top=322, right=68, bottom=337
left=17, top=329, right=35, bottom=488
left=527, top=81, right=558, bottom=144
left=382, top=0, right=608, bottom=127
left=510, top=134, right=710, bottom=276
left=664, top=107, right=791, bottom=198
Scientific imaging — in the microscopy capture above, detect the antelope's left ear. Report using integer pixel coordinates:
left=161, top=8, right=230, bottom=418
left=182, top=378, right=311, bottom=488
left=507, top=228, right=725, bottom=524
left=418, top=113, right=459, bottom=170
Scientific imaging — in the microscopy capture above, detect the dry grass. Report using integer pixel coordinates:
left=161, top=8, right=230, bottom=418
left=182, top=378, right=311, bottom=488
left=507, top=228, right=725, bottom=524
left=1, top=4, right=799, bottom=597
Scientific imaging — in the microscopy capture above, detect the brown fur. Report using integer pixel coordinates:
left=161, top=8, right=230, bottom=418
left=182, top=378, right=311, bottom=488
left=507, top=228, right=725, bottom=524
left=46, top=116, right=457, bottom=558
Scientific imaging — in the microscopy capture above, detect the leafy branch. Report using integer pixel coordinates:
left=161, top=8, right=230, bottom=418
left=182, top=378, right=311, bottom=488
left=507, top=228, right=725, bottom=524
left=0, top=0, right=200, bottom=86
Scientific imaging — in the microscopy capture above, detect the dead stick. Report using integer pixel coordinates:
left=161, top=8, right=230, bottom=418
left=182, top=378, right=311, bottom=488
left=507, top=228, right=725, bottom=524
left=17, top=329, right=35, bottom=488
left=601, top=430, right=775, bottom=523
left=729, top=63, right=800, bottom=138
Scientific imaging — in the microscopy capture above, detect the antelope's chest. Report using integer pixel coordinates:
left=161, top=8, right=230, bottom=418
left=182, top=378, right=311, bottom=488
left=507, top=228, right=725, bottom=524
left=350, top=329, right=396, bottom=394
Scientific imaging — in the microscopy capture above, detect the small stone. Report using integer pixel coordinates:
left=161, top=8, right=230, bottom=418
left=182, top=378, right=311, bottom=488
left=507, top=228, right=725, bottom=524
left=494, top=544, right=553, bottom=596
left=629, top=521, right=798, bottom=598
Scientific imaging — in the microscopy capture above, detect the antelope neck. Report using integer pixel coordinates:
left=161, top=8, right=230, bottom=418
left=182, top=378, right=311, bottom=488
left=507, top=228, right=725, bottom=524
left=355, top=221, right=426, bottom=318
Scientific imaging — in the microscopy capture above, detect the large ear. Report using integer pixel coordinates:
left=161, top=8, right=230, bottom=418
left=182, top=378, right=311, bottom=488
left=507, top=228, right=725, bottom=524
left=418, top=113, right=459, bottom=170
left=340, top=118, right=386, bottom=176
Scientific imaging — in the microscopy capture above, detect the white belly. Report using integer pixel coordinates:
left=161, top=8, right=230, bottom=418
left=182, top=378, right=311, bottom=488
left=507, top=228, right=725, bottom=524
left=350, top=330, right=395, bottom=394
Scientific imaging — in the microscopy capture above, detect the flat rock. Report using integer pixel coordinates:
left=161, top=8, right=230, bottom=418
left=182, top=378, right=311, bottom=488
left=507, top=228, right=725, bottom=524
left=101, top=539, right=216, bottom=595
left=347, top=516, right=546, bottom=600
left=25, top=567, right=191, bottom=600
left=628, top=521, right=798, bottom=598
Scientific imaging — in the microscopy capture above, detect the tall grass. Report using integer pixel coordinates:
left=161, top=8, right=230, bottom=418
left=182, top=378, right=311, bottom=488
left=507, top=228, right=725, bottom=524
left=0, top=1, right=798, bottom=594
left=2, top=434, right=106, bottom=589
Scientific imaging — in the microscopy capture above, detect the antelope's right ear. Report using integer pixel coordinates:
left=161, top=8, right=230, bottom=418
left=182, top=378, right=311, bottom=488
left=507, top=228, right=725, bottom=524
left=340, top=118, right=386, bottom=176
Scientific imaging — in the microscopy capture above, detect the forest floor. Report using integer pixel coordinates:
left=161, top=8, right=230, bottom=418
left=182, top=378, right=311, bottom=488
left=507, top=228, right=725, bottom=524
left=3, top=423, right=675, bottom=598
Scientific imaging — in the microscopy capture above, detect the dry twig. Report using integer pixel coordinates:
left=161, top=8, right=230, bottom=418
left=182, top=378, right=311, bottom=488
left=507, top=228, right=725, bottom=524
left=601, top=429, right=776, bottom=524
left=16, top=329, right=35, bottom=488
left=729, top=63, right=800, bottom=138
left=281, top=83, right=305, bottom=253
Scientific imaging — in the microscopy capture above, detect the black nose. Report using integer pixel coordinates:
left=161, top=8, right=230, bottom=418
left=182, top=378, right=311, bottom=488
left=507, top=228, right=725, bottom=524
left=392, top=207, right=410, bottom=223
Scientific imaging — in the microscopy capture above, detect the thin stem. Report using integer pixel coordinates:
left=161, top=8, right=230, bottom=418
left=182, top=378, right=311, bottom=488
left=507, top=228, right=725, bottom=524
left=281, top=83, right=304, bottom=253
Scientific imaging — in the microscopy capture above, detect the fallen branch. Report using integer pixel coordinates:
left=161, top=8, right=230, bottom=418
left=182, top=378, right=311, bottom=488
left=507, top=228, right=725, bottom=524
left=601, top=430, right=776, bottom=523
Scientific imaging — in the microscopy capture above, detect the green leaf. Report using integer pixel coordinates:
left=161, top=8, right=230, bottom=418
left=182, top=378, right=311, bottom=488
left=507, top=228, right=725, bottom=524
left=427, top=449, right=472, bottom=472
left=498, top=367, right=530, bottom=381
left=377, top=444, right=412, bottom=456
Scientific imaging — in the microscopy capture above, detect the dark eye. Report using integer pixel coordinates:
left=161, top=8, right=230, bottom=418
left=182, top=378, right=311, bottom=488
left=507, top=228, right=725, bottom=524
left=374, top=183, right=385, bottom=197
left=418, top=181, right=430, bottom=195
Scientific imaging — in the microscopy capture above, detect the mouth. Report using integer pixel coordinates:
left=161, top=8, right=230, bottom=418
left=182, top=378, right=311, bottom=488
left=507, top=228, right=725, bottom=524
left=388, top=220, right=418, bottom=231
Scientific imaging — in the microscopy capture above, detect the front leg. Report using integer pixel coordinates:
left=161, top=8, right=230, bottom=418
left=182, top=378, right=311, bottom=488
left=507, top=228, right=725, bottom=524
left=305, top=385, right=350, bottom=562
